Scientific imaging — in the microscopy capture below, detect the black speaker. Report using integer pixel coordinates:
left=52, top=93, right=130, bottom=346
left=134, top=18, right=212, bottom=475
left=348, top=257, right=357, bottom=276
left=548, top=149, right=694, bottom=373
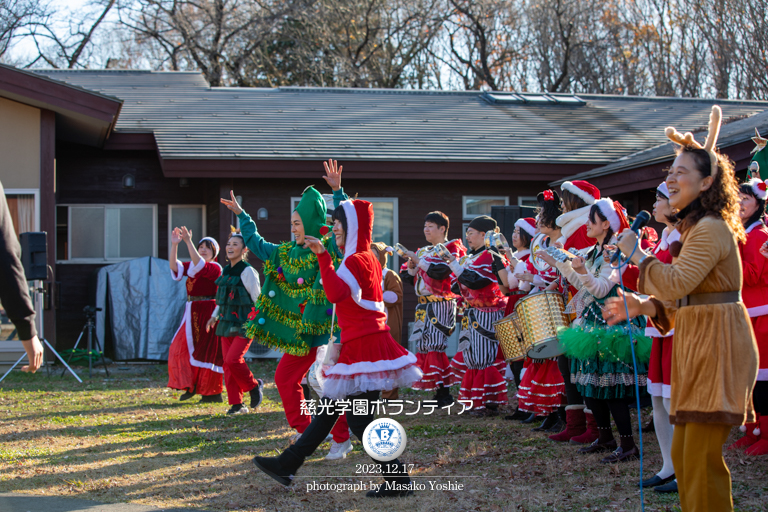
left=19, top=232, right=48, bottom=281
left=491, top=206, right=537, bottom=242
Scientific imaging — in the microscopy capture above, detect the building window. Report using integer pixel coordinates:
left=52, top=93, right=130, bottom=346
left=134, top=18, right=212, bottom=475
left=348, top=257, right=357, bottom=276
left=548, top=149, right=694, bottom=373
left=57, top=204, right=157, bottom=263
left=518, top=196, right=538, bottom=208
left=4, top=189, right=38, bottom=237
left=462, top=196, right=509, bottom=220
left=168, top=205, right=206, bottom=260
left=290, top=196, right=399, bottom=268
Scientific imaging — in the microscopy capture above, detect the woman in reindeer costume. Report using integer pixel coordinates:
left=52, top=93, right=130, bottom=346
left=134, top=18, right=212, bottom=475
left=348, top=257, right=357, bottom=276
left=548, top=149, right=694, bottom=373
left=604, top=106, right=759, bottom=511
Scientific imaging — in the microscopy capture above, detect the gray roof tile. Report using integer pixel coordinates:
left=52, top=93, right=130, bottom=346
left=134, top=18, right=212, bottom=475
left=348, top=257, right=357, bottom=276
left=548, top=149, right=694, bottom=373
left=35, top=69, right=768, bottom=163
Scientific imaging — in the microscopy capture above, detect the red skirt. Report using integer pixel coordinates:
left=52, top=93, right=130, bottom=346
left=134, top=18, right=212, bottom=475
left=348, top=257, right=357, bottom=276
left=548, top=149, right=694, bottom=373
left=167, top=300, right=223, bottom=396
left=322, top=331, right=422, bottom=399
left=751, top=315, right=768, bottom=381
left=647, top=335, right=673, bottom=398
left=527, top=359, right=565, bottom=415
left=458, top=366, right=507, bottom=410
left=412, top=351, right=452, bottom=391
left=448, top=350, right=467, bottom=385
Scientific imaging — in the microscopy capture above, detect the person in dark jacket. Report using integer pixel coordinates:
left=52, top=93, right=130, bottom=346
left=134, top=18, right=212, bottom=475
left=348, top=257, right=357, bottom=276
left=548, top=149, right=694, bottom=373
left=0, top=180, right=43, bottom=372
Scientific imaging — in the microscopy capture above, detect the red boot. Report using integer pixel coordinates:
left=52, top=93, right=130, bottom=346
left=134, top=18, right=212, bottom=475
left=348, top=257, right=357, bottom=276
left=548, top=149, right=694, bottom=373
left=727, top=417, right=760, bottom=451
left=569, top=408, right=599, bottom=445
left=745, top=414, right=768, bottom=456
left=549, top=405, right=586, bottom=442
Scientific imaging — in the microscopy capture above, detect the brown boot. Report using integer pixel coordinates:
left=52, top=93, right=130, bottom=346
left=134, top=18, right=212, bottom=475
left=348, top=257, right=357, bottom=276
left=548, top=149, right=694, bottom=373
left=569, top=408, right=599, bottom=445
left=549, top=405, right=586, bottom=442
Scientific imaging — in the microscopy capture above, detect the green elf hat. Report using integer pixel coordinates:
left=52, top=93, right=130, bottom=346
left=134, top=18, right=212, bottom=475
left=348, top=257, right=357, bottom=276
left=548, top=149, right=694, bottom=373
left=294, top=186, right=328, bottom=239
left=750, top=128, right=768, bottom=181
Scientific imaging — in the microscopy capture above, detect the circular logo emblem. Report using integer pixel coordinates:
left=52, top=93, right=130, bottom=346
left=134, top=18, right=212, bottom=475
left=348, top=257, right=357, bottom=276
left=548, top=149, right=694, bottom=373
left=362, top=418, right=407, bottom=461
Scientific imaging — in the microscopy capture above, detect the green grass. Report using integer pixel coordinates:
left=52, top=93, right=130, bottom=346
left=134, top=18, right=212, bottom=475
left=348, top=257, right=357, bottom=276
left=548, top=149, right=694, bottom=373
left=0, top=362, right=766, bottom=512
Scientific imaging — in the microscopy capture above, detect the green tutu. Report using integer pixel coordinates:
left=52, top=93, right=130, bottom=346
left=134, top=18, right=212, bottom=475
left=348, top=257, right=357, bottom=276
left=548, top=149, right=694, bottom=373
left=558, top=284, right=650, bottom=400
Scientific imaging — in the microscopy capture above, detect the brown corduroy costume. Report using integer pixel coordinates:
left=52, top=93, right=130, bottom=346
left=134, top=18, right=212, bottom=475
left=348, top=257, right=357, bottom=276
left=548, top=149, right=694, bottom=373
left=372, top=242, right=404, bottom=400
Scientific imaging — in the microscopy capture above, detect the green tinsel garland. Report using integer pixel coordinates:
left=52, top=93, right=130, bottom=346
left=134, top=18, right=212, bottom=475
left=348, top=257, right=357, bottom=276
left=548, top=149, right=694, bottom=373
left=245, top=325, right=310, bottom=356
left=262, top=260, right=328, bottom=305
left=277, top=242, right=321, bottom=273
left=557, top=325, right=652, bottom=365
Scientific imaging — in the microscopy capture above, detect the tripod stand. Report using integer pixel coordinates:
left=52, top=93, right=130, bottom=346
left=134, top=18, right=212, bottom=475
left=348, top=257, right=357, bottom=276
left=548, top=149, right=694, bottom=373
left=63, top=306, right=110, bottom=379
left=0, top=281, right=83, bottom=384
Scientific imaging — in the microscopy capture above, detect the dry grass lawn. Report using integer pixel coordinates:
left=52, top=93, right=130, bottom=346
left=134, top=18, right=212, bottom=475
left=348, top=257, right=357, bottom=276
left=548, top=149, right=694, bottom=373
left=0, top=362, right=766, bottom=511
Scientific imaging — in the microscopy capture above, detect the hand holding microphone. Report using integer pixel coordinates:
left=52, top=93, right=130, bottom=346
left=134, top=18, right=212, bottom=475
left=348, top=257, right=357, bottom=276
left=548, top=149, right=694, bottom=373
left=612, top=210, right=651, bottom=264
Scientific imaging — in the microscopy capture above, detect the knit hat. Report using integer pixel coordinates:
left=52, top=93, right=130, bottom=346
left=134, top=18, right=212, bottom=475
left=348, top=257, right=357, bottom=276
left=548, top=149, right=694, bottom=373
left=514, top=218, right=537, bottom=238
left=199, top=236, right=219, bottom=257
left=593, top=198, right=630, bottom=232
left=747, top=178, right=768, bottom=201
left=656, top=181, right=669, bottom=199
left=294, top=186, right=329, bottom=239
left=561, top=180, right=600, bottom=205
left=468, top=215, right=497, bottom=233
left=665, top=105, right=722, bottom=178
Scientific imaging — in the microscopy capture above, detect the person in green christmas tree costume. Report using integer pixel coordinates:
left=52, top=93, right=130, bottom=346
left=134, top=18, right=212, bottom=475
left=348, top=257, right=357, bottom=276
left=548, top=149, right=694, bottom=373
left=220, top=160, right=352, bottom=451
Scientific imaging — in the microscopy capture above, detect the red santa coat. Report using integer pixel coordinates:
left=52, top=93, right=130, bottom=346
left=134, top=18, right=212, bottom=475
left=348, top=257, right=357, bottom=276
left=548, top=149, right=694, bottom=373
left=740, top=221, right=768, bottom=381
left=167, top=259, right=224, bottom=395
left=319, top=199, right=422, bottom=399
left=645, top=228, right=679, bottom=398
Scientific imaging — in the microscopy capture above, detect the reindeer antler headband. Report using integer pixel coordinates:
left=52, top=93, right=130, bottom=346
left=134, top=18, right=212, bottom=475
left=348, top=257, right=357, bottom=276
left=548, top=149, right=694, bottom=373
left=664, top=105, right=722, bottom=178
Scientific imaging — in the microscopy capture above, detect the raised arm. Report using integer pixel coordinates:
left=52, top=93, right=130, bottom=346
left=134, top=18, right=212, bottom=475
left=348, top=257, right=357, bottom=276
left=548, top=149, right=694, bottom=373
left=180, top=226, right=201, bottom=268
left=169, top=227, right=181, bottom=274
left=221, top=190, right=279, bottom=261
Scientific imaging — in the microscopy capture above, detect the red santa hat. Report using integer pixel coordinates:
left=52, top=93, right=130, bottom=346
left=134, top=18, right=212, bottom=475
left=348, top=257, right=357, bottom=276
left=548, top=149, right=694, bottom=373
left=561, top=180, right=600, bottom=205
left=747, top=178, right=768, bottom=201
left=514, top=218, right=537, bottom=238
left=593, top=198, right=630, bottom=233
left=336, top=199, right=386, bottom=313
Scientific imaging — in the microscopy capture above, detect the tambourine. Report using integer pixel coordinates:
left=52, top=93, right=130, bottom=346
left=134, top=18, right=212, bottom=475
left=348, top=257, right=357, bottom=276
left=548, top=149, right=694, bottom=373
left=433, top=243, right=453, bottom=261
left=530, top=233, right=551, bottom=271
left=484, top=232, right=510, bottom=251
left=394, top=243, right=410, bottom=259
left=546, top=246, right=577, bottom=263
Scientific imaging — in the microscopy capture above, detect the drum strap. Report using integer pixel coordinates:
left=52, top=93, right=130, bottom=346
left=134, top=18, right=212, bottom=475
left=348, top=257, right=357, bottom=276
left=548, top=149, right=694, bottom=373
left=466, top=309, right=497, bottom=340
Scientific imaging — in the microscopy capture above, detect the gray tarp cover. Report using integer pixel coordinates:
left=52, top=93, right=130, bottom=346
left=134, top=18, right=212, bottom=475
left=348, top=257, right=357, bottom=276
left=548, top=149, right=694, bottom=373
left=95, top=257, right=186, bottom=361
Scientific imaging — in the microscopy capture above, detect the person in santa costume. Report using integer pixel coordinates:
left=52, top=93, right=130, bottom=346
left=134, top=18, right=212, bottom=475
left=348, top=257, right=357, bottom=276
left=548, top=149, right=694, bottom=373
left=205, top=232, right=264, bottom=415
left=253, top=199, right=422, bottom=498
left=640, top=181, right=681, bottom=493
left=399, top=211, right=466, bottom=406
left=540, top=198, right=650, bottom=463
left=442, top=215, right=508, bottom=417
left=167, top=227, right=224, bottom=403
left=728, top=176, right=768, bottom=456
left=544, top=181, right=603, bottom=444
left=221, top=161, right=348, bottom=446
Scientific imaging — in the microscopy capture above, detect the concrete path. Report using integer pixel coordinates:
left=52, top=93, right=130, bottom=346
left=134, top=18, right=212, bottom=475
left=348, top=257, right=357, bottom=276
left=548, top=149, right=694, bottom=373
left=0, top=493, right=197, bottom=512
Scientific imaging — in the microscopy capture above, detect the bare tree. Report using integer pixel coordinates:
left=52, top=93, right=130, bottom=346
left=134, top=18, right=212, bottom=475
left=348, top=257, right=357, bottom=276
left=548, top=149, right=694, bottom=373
left=0, top=0, right=50, bottom=59
left=20, top=0, right=116, bottom=68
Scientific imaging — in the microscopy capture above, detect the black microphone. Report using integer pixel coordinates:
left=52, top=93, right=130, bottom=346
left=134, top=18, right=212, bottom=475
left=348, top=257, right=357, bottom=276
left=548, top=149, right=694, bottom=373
left=611, top=210, right=651, bottom=264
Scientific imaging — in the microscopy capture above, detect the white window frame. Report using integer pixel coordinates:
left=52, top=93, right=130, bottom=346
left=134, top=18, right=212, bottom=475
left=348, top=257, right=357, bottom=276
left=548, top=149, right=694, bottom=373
left=58, top=204, right=158, bottom=264
left=517, top=196, right=538, bottom=208
left=168, top=204, right=207, bottom=261
left=462, top=195, right=509, bottom=220
left=4, top=188, right=41, bottom=231
left=290, top=196, right=400, bottom=268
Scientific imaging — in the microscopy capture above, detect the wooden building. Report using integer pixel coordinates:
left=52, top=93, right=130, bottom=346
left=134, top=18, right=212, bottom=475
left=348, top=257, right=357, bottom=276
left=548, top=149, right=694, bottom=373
left=2, top=63, right=767, bottom=354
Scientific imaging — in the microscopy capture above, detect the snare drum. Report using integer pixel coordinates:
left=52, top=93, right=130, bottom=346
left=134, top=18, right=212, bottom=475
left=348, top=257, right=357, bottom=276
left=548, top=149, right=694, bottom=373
left=494, top=312, right=529, bottom=362
left=514, top=291, right=569, bottom=359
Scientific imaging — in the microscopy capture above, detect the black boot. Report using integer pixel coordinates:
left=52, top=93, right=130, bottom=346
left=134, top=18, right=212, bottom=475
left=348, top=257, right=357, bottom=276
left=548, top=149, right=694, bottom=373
left=435, top=386, right=454, bottom=408
left=532, top=411, right=560, bottom=431
left=179, top=390, right=195, bottom=401
left=253, top=449, right=303, bottom=487
left=521, top=413, right=540, bottom=424
left=250, top=379, right=264, bottom=408
left=200, top=393, right=223, bottom=403
left=366, top=461, right=414, bottom=498
left=504, top=408, right=530, bottom=421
